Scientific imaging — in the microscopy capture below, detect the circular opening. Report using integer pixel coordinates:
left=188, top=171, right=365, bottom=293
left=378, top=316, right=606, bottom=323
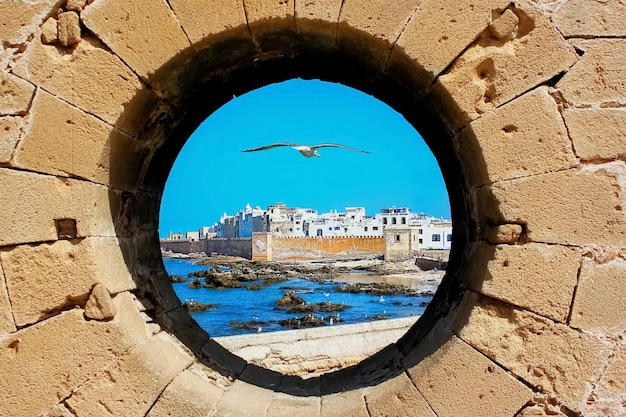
left=120, top=26, right=472, bottom=393
left=157, top=78, right=451, bottom=375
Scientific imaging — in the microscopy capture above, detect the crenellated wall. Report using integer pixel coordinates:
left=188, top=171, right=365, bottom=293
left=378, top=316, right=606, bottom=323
left=0, top=1, right=625, bottom=416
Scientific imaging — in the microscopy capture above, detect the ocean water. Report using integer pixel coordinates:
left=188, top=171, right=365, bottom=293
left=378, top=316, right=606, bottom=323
left=164, top=258, right=432, bottom=337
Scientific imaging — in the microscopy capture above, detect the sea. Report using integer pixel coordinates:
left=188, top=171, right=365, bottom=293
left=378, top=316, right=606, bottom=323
left=164, top=258, right=433, bottom=337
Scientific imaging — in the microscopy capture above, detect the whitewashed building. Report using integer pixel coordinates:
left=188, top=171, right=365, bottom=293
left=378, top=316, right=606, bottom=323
left=199, top=203, right=452, bottom=250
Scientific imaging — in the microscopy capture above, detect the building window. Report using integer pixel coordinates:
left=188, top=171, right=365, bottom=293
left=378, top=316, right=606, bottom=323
left=395, top=235, right=400, bottom=242
left=419, top=238, right=423, bottom=244
left=317, top=229, right=323, bottom=236
left=392, top=217, right=397, bottom=225
left=401, top=217, right=406, bottom=225
left=418, top=228, right=423, bottom=234
left=365, top=227, right=368, bottom=231
left=373, top=226, right=379, bottom=231
left=447, top=234, right=452, bottom=242
left=334, top=226, right=341, bottom=230
left=383, top=218, right=388, bottom=225
left=432, top=234, right=441, bottom=242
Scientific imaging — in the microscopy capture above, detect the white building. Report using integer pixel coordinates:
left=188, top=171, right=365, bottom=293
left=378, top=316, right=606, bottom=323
left=411, top=216, right=453, bottom=250
left=199, top=203, right=452, bottom=250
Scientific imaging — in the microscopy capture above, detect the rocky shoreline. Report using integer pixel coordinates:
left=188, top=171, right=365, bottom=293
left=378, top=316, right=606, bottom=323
left=167, top=253, right=445, bottom=332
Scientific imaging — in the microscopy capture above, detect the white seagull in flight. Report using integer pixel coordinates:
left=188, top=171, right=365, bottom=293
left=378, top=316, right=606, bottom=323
left=242, top=142, right=370, bottom=158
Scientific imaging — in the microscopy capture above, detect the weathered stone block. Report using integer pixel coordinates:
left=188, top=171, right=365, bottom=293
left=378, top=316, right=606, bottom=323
left=84, top=283, right=117, bottom=320
left=458, top=87, right=577, bottom=185
left=57, top=11, right=81, bottom=46
left=12, top=35, right=159, bottom=137
left=339, top=0, right=416, bottom=43
left=266, top=392, right=321, bottom=417
left=570, top=258, right=626, bottom=332
left=431, top=4, right=578, bottom=131
left=66, top=0, right=87, bottom=12
left=295, top=0, right=342, bottom=51
left=0, top=169, right=117, bottom=246
left=466, top=242, right=580, bottom=322
left=66, top=332, right=193, bottom=416
left=0, top=116, right=22, bottom=163
left=168, top=0, right=246, bottom=44
left=365, top=372, right=436, bottom=417
left=0, top=293, right=151, bottom=416
left=0, top=71, right=35, bottom=116
left=320, top=390, right=369, bottom=417
left=477, top=164, right=626, bottom=246
left=486, top=224, right=523, bottom=244
left=1, top=237, right=134, bottom=326
left=456, top=294, right=609, bottom=410
left=14, top=90, right=147, bottom=189
left=82, top=0, right=191, bottom=79
left=41, top=17, right=58, bottom=44
left=557, top=39, right=626, bottom=107
left=212, top=379, right=274, bottom=416
left=553, top=0, right=626, bottom=37
left=489, top=8, right=520, bottom=40
left=146, top=365, right=225, bottom=417
left=0, top=263, right=16, bottom=334
left=563, top=108, right=626, bottom=162
left=408, top=335, right=532, bottom=417
left=0, top=0, right=58, bottom=45
left=338, top=0, right=417, bottom=72
left=590, top=343, right=626, bottom=416
left=244, top=0, right=297, bottom=51
left=389, top=0, right=509, bottom=91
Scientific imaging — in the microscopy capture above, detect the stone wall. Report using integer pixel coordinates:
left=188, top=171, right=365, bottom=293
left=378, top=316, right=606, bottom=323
left=161, top=238, right=253, bottom=258
left=160, top=239, right=205, bottom=254
left=271, top=235, right=385, bottom=259
left=0, top=1, right=624, bottom=416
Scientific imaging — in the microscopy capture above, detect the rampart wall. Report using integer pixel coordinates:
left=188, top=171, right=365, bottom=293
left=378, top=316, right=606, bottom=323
left=0, top=1, right=624, bottom=416
left=160, top=239, right=205, bottom=254
left=271, top=235, right=385, bottom=255
left=161, top=238, right=253, bottom=259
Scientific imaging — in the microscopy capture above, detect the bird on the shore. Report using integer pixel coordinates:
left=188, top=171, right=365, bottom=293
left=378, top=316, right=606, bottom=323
left=241, top=142, right=370, bottom=158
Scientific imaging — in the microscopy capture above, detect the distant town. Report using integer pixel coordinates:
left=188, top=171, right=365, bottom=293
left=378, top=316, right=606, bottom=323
left=164, top=202, right=452, bottom=251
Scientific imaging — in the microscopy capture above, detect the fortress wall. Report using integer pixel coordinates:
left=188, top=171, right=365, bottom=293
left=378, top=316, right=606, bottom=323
left=160, top=239, right=205, bottom=254
left=272, top=235, right=386, bottom=255
left=206, top=238, right=253, bottom=259
left=0, top=1, right=624, bottom=416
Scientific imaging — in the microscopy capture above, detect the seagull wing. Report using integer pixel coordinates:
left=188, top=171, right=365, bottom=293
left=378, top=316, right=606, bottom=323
left=311, top=143, right=370, bottom=153
left=241, top=143, right=299, bottom=153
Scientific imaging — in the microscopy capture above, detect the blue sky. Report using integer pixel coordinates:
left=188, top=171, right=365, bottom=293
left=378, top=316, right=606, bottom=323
left=159, top=79, right=450, bottom=237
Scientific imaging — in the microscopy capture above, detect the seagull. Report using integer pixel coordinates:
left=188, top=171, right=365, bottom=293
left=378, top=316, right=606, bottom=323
left=241, top=142, right=370, bottom=158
